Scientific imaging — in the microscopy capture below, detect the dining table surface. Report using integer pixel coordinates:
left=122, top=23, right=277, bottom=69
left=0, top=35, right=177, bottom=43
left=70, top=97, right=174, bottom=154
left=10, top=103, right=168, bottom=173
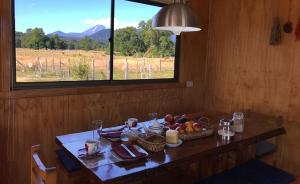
left=55, top=111, right=286, bottom=184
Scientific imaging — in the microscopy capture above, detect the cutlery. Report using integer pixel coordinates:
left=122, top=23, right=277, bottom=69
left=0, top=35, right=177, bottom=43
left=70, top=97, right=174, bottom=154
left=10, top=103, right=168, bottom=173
left=121, top=144, right=136, bottom=158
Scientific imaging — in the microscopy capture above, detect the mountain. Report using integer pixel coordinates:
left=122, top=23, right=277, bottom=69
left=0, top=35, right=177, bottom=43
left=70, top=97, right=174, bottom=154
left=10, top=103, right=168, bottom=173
left=90, top=29, right=111, bottom=43
left=48, top=25, right=107, bottom=41
left=48, top=31, right=83, bottom=39
left=82, top=25, right=105, bottom=36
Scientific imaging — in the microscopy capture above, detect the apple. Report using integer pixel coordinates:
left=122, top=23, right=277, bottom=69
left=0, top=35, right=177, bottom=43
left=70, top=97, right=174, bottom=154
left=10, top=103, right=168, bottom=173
left=164, top=114, right=174, bottom=123
left=169, top=124, right=178, bottom=130
left=174, top=123, right=181, bottom=127
left=193, top=123, right=202, bottom=132
left=176, top=127, right=186, bottom=134
left=185, top=121, right=194, bottom=127
left=180, top=124, right=187, bottom=130
left=185, top=126, right=194, bottom=134
left=166, top=120, right=175, bottom=126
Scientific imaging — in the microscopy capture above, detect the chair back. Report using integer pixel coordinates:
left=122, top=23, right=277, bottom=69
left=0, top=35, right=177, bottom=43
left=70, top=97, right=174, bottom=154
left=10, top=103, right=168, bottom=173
left=31, top=145, right=57, bottom=184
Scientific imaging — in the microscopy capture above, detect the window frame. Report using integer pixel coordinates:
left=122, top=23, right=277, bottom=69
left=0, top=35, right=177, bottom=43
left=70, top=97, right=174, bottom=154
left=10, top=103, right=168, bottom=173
left=11, top=0, right=181, bottom=90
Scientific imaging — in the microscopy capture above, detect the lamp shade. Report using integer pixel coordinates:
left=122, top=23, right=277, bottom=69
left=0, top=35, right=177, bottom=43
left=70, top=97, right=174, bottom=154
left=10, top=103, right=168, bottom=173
left=152, top=2, right=201, bottom=35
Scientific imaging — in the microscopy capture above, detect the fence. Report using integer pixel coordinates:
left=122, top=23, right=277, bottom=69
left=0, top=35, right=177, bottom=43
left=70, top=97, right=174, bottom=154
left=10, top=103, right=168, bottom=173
left=15, top=49, right=174, bottom=82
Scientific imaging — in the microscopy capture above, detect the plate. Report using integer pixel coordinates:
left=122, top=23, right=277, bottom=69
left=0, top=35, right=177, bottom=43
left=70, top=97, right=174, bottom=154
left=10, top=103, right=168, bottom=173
left=111, top=145, right=149, bottom=162
left=166, top=139, right=183, bottom=148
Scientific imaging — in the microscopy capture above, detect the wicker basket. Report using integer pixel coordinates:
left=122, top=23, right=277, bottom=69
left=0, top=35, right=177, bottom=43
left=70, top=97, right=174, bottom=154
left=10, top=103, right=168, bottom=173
left=179, top=128, right=214, bottom=141
left=137, top=134, right=166, bottom=152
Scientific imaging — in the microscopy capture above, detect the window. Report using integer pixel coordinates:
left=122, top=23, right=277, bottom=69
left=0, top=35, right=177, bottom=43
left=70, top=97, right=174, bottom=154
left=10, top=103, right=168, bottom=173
left=13, top=0, right=180, bottom=88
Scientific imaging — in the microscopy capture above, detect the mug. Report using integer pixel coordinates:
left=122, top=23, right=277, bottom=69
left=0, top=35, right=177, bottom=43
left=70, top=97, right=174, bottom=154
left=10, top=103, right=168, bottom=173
left=85, top=139, right=100, bottom=155
left=127, top=118, right=138, bottom=128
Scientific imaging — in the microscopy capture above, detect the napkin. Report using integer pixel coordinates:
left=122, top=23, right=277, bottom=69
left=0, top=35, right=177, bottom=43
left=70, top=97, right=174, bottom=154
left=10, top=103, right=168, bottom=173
left=112, top=143, right=146, bottom=160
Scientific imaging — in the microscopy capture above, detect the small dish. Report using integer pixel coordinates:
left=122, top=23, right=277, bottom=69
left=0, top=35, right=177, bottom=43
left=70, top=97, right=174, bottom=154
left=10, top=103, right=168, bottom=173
left=77, top=148, right=105, bottom=159
left=166, top=139, right=183, bottom=148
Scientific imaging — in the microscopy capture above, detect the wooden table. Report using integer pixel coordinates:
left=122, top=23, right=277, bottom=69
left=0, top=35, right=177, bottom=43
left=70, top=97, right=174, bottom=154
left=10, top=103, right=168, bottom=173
left=55, top=112, right=286, bottom=184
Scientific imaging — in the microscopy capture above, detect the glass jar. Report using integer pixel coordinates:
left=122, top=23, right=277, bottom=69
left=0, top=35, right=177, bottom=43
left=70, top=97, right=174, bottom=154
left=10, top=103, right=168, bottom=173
left=218, top=119, right=235, bottom=140
left=232, top=112, right=244, bottom=133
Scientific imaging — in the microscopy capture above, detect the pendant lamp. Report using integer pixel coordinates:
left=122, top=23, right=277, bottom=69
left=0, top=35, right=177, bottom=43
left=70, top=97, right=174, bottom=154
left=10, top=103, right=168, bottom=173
left=152, top=0, right=201, bottom=35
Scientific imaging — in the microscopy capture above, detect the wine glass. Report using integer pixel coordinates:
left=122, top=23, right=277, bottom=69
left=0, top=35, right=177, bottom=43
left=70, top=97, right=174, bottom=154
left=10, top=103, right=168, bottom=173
left=148, top=112, right=160, bottom=126
left=148, top=112, right=158, bottom=123
left=91, top=120, right=103, bottom=140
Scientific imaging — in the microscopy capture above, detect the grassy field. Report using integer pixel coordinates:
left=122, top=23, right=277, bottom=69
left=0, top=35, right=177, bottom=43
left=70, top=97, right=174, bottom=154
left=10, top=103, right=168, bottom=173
left=16, top=48, right=175, bottom=82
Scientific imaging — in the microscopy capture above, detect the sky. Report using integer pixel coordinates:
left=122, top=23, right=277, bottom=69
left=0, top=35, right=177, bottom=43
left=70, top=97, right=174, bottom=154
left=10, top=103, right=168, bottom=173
left=15, top=0, right=161, bottom=34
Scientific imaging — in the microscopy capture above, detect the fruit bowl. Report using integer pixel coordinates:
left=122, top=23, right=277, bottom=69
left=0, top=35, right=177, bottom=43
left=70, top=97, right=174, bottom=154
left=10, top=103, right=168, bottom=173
left=164, top=114, right=214, bottom=141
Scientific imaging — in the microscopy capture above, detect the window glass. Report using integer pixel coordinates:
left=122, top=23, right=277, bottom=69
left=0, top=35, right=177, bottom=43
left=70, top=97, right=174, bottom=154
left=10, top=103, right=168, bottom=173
left=15, top=0, right=111, bottom=82
left=113, top=0, right=177, bottom=80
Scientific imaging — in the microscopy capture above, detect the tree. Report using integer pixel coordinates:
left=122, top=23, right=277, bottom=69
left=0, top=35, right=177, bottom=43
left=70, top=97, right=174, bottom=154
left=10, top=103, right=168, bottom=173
left=49, top=35, right=67, bottom=50
left=159, top=35, right=175, bottom=57
left=15, top=32, right=24, bottom=48
left=138, top=20, right=146, bottom=30
left=114, top=27, right=140, bottom=56
left=21, top=28, right=47, bottom=49
left=78, top=36, right=93, bottom=51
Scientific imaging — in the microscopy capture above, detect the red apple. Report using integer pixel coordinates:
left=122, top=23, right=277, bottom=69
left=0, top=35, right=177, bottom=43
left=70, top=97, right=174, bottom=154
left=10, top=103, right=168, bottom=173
left=174, top=123, right=181, bottom=127
left=176, top=127, right=185, bottom=134
left=193, top=123, right=202, bottom=132
left=170, top=124, right=178, bottom=130
left=180, top=124, right=187, bottom=130
left=164, top=114, right=174, bottom=123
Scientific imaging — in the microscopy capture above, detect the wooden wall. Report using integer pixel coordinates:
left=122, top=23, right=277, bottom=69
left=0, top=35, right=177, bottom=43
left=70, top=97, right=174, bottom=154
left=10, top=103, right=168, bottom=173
left=0, top=0, right=209, bottom=183
left=204, top=0, right=300, bottom=175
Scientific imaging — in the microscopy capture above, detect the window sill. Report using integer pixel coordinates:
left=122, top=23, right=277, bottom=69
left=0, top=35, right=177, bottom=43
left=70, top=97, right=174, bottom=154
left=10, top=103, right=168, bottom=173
left=2, top=82, right=186, bottom=99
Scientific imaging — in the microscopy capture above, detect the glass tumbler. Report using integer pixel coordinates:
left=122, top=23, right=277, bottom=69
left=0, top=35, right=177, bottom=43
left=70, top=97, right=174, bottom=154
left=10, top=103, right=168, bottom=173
left=232, top=112, right=244, bottom=133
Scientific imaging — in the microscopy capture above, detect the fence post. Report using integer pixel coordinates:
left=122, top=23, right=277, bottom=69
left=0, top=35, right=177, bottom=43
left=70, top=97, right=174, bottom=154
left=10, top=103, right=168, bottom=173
left=125, top=58, right=128, bottom=80
left=59, top=58, right=62, bottom=71
left=52, top=57, right=55, bottom=72
left=106, top=59, right=110, bottom=80
left=159, top=57, right=162, bottom=72
left=45, top=57, right=48, bottom=72
left=148, top=63, right=152, bottom=79
left=92, top=59, right=95, bottom=80
left=68, top=59, right=71, bottom=78
left=136, top=60, right=139, bottom=79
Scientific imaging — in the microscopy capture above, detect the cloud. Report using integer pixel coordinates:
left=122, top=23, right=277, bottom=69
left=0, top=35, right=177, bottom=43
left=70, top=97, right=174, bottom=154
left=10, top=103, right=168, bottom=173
left=83, top=17, right=139, bottom=29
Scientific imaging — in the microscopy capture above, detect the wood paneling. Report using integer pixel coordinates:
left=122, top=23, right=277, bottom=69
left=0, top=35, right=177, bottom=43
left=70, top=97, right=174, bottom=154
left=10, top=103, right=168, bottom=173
left=0, top=0, right=209, bottom=183
left=204, top=0, right=300, bottom=176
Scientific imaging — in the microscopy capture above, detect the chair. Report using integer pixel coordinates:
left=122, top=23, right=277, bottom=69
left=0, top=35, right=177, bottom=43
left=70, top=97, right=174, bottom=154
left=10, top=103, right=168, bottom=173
left=31, top=145, right=57, bottom=184
left=55, top=149, right=89, bottom=184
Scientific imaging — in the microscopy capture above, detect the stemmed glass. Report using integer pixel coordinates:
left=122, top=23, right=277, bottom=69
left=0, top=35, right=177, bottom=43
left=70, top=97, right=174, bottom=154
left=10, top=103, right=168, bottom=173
left=91, top=120, right=103, bottom=140
left=148, top=112, right=159, bottom=126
